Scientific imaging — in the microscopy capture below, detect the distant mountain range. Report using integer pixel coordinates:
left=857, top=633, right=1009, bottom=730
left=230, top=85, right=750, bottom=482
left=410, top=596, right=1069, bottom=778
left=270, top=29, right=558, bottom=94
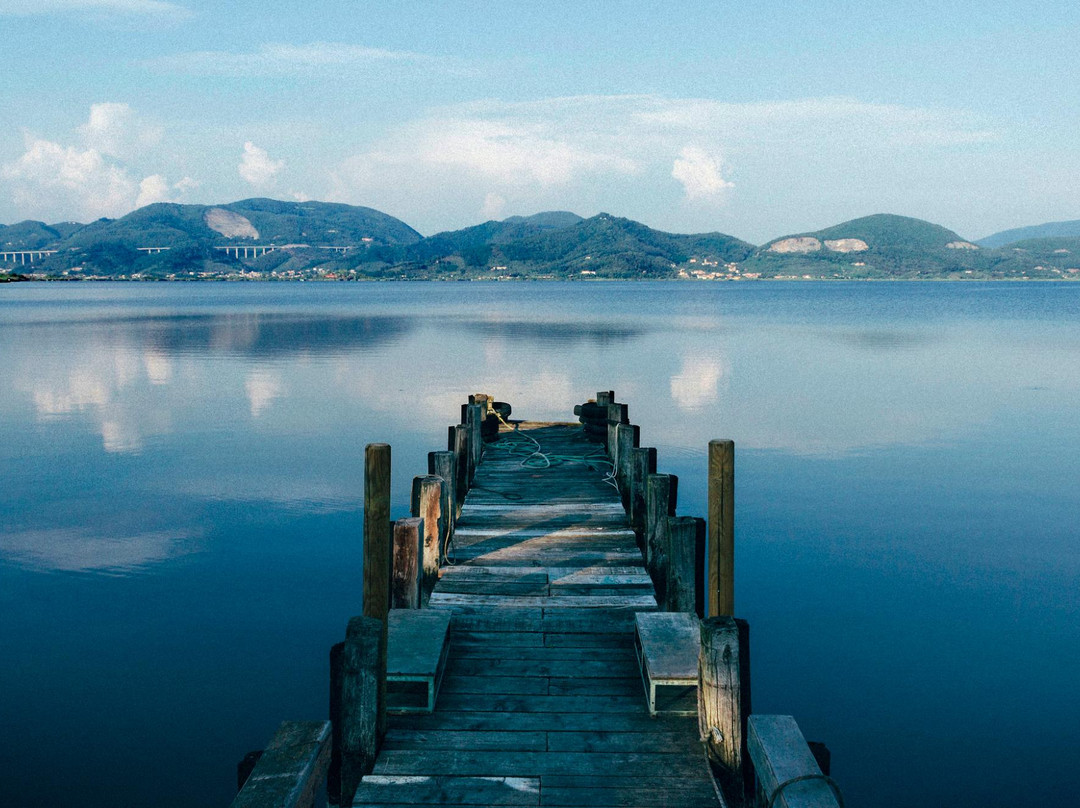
left=2, top=199, right=1078, bottom=281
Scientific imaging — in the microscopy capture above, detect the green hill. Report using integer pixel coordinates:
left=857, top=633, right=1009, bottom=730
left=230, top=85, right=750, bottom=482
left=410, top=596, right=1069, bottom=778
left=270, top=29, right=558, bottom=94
left=746, top=213, right=983, bottom=278
left=978, top=219, right=1080, bottom=249
left=1, top=220, right=72, bottom=250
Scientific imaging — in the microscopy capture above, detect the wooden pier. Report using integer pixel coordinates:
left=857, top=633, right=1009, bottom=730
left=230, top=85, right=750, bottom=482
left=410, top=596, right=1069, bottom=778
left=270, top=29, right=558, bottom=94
left=232, top=395, right=844, bottom=808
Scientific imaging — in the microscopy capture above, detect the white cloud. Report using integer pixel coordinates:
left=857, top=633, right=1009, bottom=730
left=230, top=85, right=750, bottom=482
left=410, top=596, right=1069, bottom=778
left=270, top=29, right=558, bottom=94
left=2, top=103, right=194, bottom=220
left=0, top=0, right=190, bottom=17
left=144, top=41, right=430, bottom=76
left=239, top=141, right=283, bottom=187
left=480, top=192, right=506, bottom=220
left=329, top=94, right=993, bottom=235
left=672, top=146, right=733, bottom=200
left=3, top=137, right=138, bottom=220
left=135, top=173, right=197, bottom=206
left=77, top=102, right=162, bottom=159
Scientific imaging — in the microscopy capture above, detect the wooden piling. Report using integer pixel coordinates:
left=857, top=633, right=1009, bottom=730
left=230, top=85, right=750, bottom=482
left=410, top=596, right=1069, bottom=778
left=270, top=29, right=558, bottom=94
left=339, top=616, right=384, bottom=807
left=606, top=402, right=628, bottom=458
left=628, top=446, right=657, bottom=544
left=411, top=475, right=446, bottom=600
left=708, top=439, right=735, bottom=617
left=666, top=516, right=705, bottom=615
left=614, top=423, right=638, bottom=507
left=452, top=425, right=470, bottom=504
left=466, top=403, right=484, bottom=479
left=362, top=443, right=391, bottom=739
left=428, top=450, right=458, bottom=522
left=230, top=721, right=331, bottom=808
left=596, top=390, right=614, bottom=406
left=645, top=473, right=677, bottom=603
left=699, top=616, right=751, bottom=806
left=391, top=517, right=424, bottom=609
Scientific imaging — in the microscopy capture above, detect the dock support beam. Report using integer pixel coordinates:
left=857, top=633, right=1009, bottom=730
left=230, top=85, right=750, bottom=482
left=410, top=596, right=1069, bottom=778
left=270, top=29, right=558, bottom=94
left=699, top=616, right=751, bottom=807
left=363, top=443, right=391, bottom=738
left=645, top=473, right=677, bottom=604
left=428, top=450, right=458, bottom=522
left=338, top=616, right=383, bottom=807
left=666, top=515, right=705, bottom=615
left=708, top=439, right=735, bottom=617
left=411, top=475, right=447, bottom=600
left=391, top=517, right=424, bottom=609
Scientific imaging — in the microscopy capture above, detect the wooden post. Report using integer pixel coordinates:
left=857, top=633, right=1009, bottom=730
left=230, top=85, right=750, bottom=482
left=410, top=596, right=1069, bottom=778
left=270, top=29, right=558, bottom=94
left=666, top=516, right=705, bottom=614
left=339, top=616, right=383, bottom=807
left=452, top=425, right=470, bottom=504
left=606, top=402, right=628, bottom=458
left=466, top=402, right=484, bottom=477
left=411, top=475, right=446, bottom=600
left=629, top=447, right=657, bottom=546
left=645, top=473, right=677, bottom=603
left=708, top=439, right=735, bottom=617
left=362, top=443, right=390, bottom=740
left=391, top=517, right=423, bottom=609
left=614, top=423, right=638, bottom=507
left=230, top=721, right=332, bottom=808
left=699, top=616, right=751, bottom=807
left=596, top=390, right=614, bottom=406
left=428, top=450, right=458, bottom=523
left=748, top=716, right=840, bottom=808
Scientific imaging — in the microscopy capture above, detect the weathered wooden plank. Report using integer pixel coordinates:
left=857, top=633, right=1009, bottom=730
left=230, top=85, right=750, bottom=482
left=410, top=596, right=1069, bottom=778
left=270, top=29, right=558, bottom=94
left=429, top=594, right=657, bottom=610
left=354, top=774, right=540, bottom=806
left=635, top=612, right=699, bottom=682
left=433, top=693, right=645, bottom=714
left=446, top=657, right=637, bottom=679
left=391, top=517, right=423, bottom=610
left=747, top=715, right=841, bottom=808
left=450, top=630, right=545, bottom=648
left=230, top=721, right=331, bottom=808
left=382, top=729, right=548, bottom=752
left=545, top=730, right=702, bottom=754
left=539, top=783, right=717, bottom=807
left=546, top=677, right=640, bottom=696
left=448, top=608, right=543, bottom=633
left=450, top=645, right=636, bottom=663
left=440, top=675, right=550, bottom=696
left=372, top=749, right=707, bottom=778
left=389, top=711, right=694, bottom=733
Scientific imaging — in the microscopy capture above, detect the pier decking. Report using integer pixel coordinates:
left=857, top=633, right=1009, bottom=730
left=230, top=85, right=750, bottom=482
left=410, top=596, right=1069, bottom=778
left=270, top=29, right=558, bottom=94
left=232, top=396, right=843, bottom=808
left=354, top=421, right=720, bottom=807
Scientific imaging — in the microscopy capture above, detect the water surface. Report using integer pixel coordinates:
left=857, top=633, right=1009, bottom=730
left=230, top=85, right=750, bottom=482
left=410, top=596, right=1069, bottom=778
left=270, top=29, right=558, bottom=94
left=1, top=281, right=1077, bottom=807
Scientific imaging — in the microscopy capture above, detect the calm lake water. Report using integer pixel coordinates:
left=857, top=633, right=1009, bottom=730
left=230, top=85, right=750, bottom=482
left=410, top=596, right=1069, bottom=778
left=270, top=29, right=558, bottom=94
left=1, top=281, right=1077, bottom=807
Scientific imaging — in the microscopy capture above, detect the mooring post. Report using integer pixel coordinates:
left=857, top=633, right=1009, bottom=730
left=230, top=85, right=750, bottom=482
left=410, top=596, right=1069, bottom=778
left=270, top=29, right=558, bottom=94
left=428, top=449, right=458, bottom=523
left=391, top=517, right=424, bottom=609
left=614, top=423, right=638, bottom=507
left=645, top=473, right=677, bottom=602
left=666, top=515, right=705, bottom=615
left=411, top=475, right=446, bottom=601
left=708, top=439, right=735, bottom=617
left=699, top=615, right=752, bottom=807
left=338, top=615, right=383, bottom=807
left=606, top=402, right=628, bottom=459
left=465, top=402, right=483, bottom=479
left=451, top=425, right=470, bottom=505
left=628, top=447, right=657, bottom=548
left=596, top=390, right=614, bottom=406
left=362, top=443, right=391, bottom=739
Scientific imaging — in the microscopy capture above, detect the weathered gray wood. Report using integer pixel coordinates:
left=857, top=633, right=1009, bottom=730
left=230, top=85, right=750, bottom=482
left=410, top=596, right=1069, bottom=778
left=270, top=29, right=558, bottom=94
left=466, top=402, right=484, bottom=479
left=427, top=450, right=459, bottom=523
left=666, top=516, right=705, bottom=614
left=645, top=473, right=677, bottom=602
left=635, top=612, right=699, bottom=681
left=614, top=423, right=637, bottom=506
left=391, top=517, right=424, bottom=610
left=354, top=774, right=540, bottom=806
left=606, top=402, right=628, bottom=457
left=340, top=615, right=383, bottom=806
left=708, top=438, right=735, bottom=617
left=363, top=442, right=391, bottom=742
left=453, top=425, right=471, bottom=505
left=236, top=750, right=262, bottom=792
left=372, top=748, right=707, bottom=777
left=230, top=720, right=331, bottom=808
left=699, top=615, right=751, bottom=806
left=411, top=475, right=446, bottom=600
left=595, top=391, right=614, bottom=406
left=628, top=447, right=656, bottom=543
left=748, top=715, right=841, bottom=808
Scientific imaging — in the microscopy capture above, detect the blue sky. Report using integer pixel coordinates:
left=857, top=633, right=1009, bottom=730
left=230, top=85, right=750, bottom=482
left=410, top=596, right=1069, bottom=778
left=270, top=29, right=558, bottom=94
left=1, top=0, right=1077, bottom=242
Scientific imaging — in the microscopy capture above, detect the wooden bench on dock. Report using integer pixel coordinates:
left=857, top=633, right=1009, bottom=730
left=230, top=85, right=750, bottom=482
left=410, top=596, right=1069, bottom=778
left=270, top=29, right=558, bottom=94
left=231, top=393, right=843, bottom=808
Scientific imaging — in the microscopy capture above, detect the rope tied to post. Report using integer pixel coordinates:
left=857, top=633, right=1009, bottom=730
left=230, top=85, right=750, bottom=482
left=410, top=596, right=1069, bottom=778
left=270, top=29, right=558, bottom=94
left=765, top=773, right=845, bottom=808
